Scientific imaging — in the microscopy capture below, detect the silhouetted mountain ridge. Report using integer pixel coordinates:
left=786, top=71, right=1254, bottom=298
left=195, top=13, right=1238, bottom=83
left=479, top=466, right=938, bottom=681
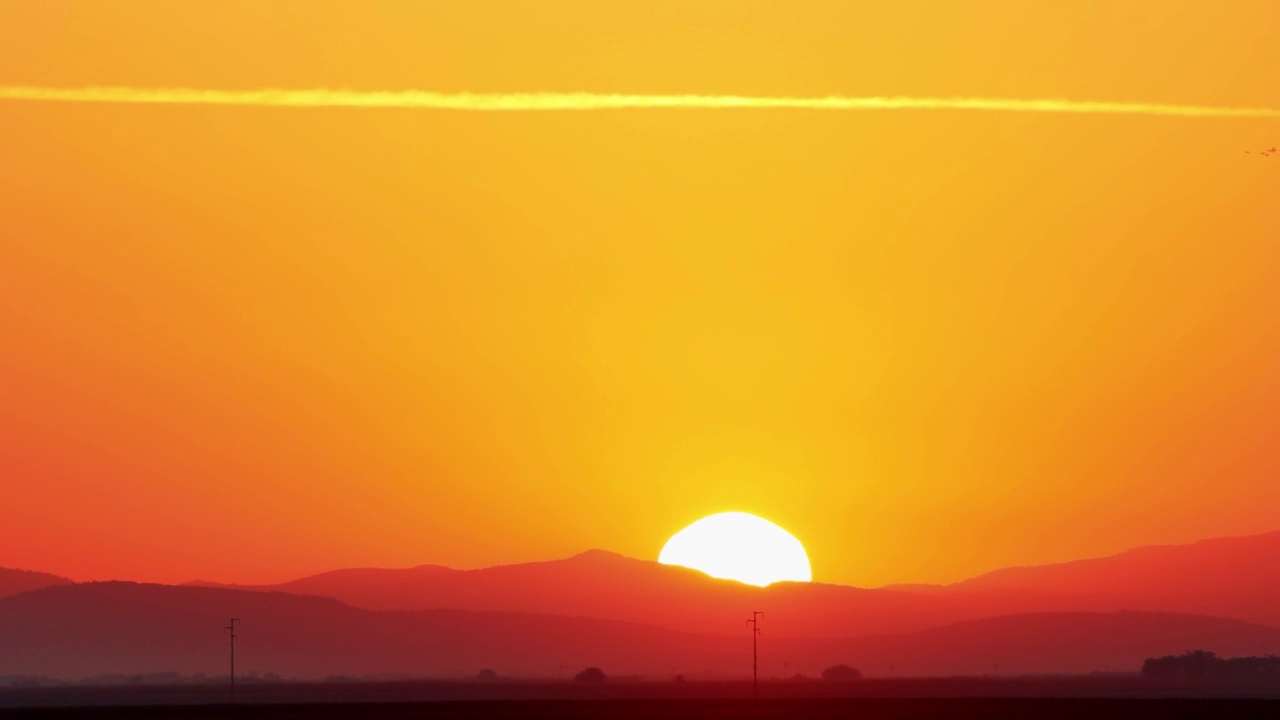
left=205, top=549, right=932, bottom=637
left=926, top=530, right=1280, bottom=625
left=15, top=529, right=1280, bottom=652
left=189, top=529, right=1280, bottom=637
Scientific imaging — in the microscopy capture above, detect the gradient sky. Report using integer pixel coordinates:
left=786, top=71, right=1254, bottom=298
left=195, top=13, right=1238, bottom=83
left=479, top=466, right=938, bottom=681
left=2, top=1, right=1278, bottom=587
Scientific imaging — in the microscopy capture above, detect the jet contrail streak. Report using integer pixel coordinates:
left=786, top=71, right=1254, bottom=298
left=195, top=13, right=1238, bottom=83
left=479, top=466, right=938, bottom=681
left=1, top=86, right=1278, bottom=118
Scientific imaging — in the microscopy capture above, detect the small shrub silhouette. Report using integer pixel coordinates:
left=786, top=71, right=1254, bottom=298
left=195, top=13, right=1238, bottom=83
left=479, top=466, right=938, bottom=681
left=575, top=667, right=606, bottom=683
left=821, top=664, right=862, bottom=681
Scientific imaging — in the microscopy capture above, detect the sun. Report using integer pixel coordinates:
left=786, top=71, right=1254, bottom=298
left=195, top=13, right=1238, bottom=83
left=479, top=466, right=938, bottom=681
left=658, top=512, right=812, bottom=587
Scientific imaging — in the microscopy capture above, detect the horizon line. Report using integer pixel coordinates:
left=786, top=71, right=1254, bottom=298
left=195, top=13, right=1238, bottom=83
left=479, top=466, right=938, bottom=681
left=2, top=86, right=1279, bottom=118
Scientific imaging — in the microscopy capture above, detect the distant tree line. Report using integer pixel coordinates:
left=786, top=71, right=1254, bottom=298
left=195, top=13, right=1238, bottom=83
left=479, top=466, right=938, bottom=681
left=1142, top=650, right=1280, bottom=677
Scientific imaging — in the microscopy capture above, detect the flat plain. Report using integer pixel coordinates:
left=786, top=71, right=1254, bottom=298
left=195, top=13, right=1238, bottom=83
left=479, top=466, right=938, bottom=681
left=5, top=678, right=1280, bottom=718
left=5, top=698, right=1280, bottom=720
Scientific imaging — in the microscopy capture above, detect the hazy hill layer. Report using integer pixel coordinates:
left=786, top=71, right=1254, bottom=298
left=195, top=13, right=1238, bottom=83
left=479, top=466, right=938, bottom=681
left=0, top=582, right=730, bottom=680
left=0, top=567, right=72, bottom=599
left=5, top=582, right=1280, bottom=680
left=838, top=611, right=1280, bottom=677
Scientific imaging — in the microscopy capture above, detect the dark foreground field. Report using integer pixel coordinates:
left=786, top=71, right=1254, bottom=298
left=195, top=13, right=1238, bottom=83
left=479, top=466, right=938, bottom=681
left=5, top=678, right=1280, bottom=718
left=5, top=698, right=1280, bottom=720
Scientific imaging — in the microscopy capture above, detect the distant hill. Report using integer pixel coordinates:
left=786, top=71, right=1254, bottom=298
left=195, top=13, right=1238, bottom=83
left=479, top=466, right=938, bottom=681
left=204, top=530, right=1280, bottom=637
left=930, top=530, right=1280, bottom=627
left=0, top=567, right=72, bottom=599
left=4, top=583, right=1279, bottom=681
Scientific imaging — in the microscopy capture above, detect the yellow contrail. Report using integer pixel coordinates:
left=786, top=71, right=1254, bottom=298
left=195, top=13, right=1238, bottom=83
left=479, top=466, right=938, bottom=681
left=1, top=86, right=1278, bottom=118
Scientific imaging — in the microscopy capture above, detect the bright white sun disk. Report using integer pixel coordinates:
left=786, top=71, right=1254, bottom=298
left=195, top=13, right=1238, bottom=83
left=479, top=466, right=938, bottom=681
left=658, top=512, right=812, bottom=587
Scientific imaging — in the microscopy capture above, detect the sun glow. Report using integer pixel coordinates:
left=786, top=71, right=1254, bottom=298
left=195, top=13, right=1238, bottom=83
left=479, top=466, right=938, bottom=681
left=658, top=512, right=812, bottom=587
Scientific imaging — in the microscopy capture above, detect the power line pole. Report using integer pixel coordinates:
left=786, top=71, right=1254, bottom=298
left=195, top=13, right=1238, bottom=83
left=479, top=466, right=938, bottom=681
left=746, top=611, right=763, bottom=699
left=225, top=618, right=240, bottom=701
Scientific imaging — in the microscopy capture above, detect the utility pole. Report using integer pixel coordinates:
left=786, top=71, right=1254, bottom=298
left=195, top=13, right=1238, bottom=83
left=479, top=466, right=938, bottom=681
left=225, top=618, right=240, bottom=701
left=746, top=611, right=763, bottom=699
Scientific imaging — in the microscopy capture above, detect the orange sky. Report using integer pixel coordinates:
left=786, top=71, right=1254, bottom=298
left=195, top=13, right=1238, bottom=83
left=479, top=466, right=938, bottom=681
left=2, top=1, right=1278, bottom=587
